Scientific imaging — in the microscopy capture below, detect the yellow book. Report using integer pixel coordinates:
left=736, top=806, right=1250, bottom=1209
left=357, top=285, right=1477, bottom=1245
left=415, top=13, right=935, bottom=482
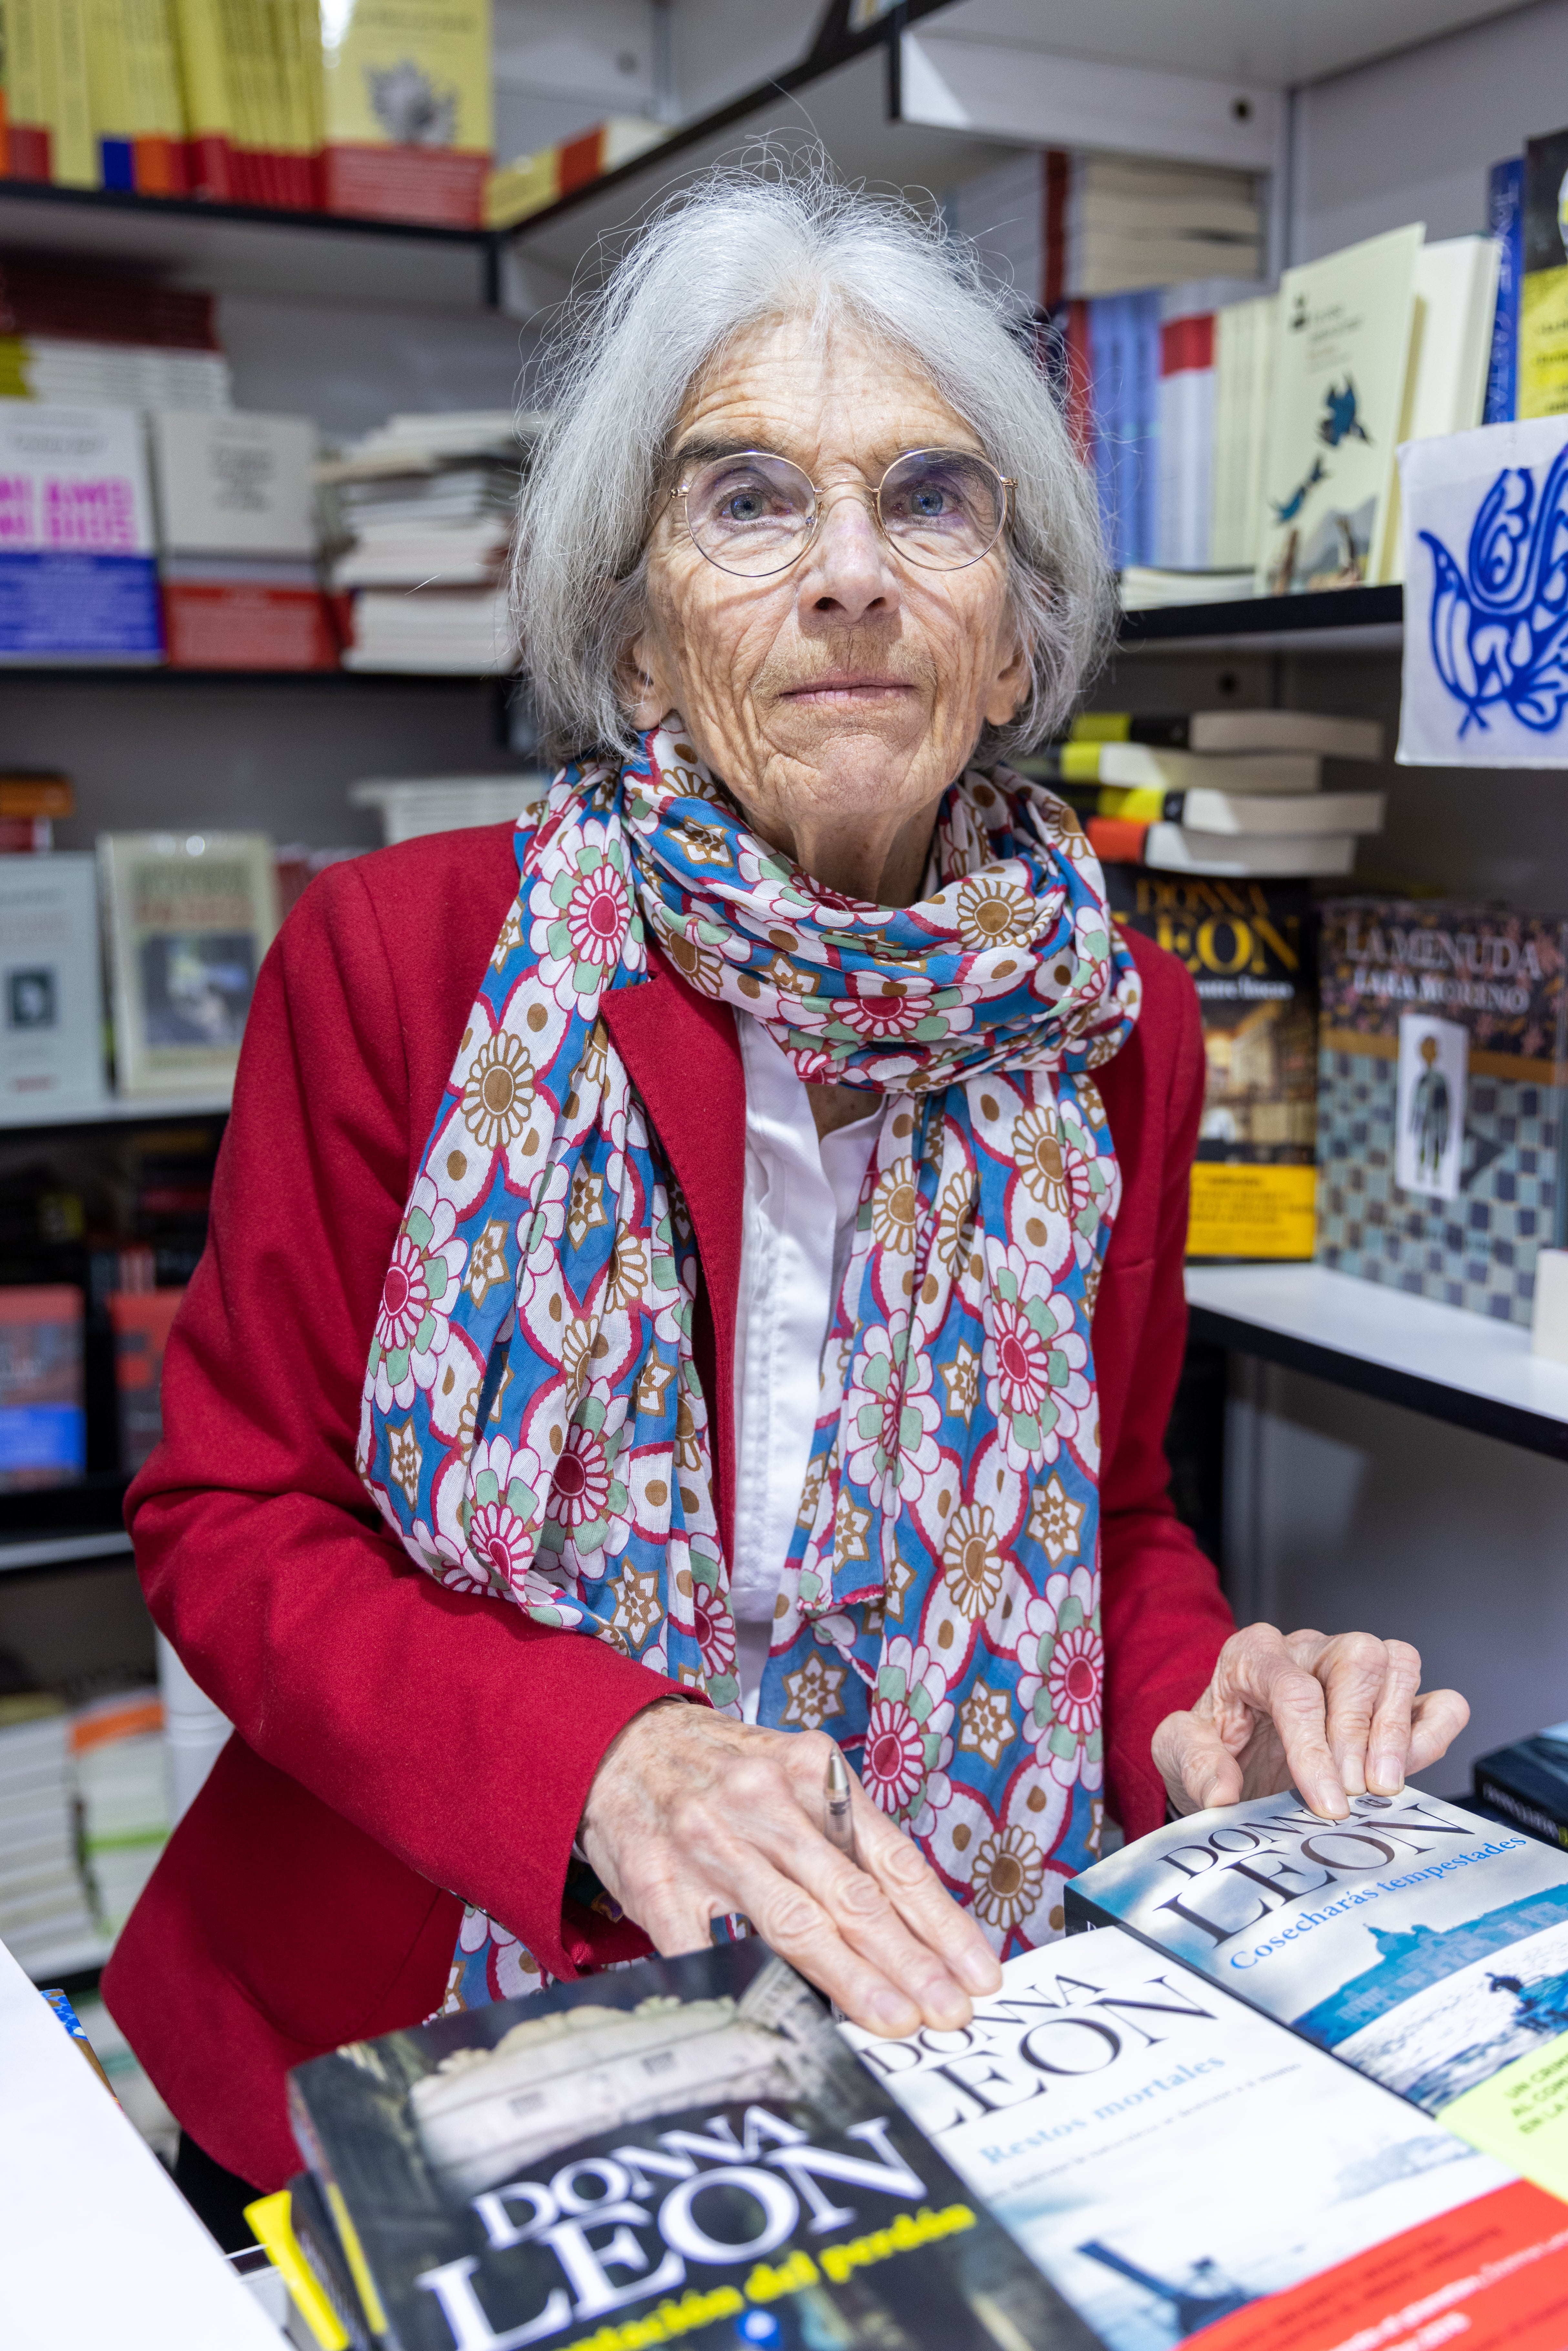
left=321, top=0, right=492, bottom=225
left=85, top=0, right=188, bottom=193
left=5, top=0, right=96, bottom=185
left=171, top=0, right=239, bottom=195
left=1518, top=126, right=1568, bottom=419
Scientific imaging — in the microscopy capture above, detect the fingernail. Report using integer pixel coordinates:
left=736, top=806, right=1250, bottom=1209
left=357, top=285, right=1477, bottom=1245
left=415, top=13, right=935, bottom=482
left=1369, top=1754, right=1405, bottom=1795
left=870, top=1986, right=918, bottom=2034
left=956, top=1942, right=1002, bottom=1994
left=1319, top=1779, right=1350, bottom=1819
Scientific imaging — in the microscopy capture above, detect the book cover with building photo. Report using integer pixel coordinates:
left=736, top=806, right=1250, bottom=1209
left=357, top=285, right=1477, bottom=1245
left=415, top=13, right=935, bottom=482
left=98, top=832, right=279, bottom=1099
left=286, top=1939, right=1095, bottom=2351
left=1316, top=898, right=1568, bottom=1323
left=1109, top=872, right=1317, bottom=1258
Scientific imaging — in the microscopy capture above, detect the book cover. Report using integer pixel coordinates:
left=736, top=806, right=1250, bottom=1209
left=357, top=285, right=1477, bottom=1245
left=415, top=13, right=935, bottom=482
left=0, top=853, right=108, bottom=1117
left=1519, top=126, right=1568, bottom=418
left=1110, top=873, right=1317, bottom=1259
left=848, top=1922, right=1552, bottom=2351
left=1140, top=825, right=1355, bottom=881
left=107, top=1288, right=184, bottom=1473
left=4, top=0, right=96, bottom=187
left=0, top=403, right=163, bottom=662
left=321, top=0, right=492, bottom=228
left=0, top=1285, right=85, bottom=1489
left=1065, top=1789, right=1568, bottom=2204
left=287, top=1940, right=1096, bottom=2351
left=98, top=830, right=279, bottom=1097
left=1474, top=1724, right=1568, bottom=1852
left=1256, top=223, right=1423, bottom=594
left=150, top=408, right=318, bottom=557
left=1486, top=156, right=1524, bottom=425
left=1316, top=897, right=1568, bottom=1322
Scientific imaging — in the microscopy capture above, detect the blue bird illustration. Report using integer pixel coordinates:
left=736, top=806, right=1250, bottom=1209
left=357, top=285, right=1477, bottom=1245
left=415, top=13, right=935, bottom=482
left=1270, top=455, right=1327, bottom=524
left=1318, top=378, right=1371, bottom=448
left=1421, top=442, right=1568, bottom=737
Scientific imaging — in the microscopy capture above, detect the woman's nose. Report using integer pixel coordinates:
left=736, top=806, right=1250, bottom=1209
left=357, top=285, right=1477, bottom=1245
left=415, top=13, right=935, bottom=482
left=798, top=488, right=901, bottom=622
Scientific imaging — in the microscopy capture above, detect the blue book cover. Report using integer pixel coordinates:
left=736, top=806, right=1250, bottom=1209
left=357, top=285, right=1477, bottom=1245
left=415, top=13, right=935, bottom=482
left=0, top=405, right=163, bottom=663
left=1485, top=156, right=1524, bottom=425
left=1128, top=290, right=1162, bottom=569
left=1088, top=295, right=1124, bottom=566
left=1067, top=1789, right=1568, bottom=2201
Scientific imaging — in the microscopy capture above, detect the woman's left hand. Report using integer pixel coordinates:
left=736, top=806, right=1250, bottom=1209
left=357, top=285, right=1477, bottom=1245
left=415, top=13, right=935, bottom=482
left=1152, top=1624, right=1470, bottom=1821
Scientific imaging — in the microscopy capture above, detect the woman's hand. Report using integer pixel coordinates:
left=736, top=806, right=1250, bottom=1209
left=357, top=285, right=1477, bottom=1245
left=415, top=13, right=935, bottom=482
left=579, top=1700, right=1001, bottom=2035
left=1153, top=1625, right=1469, bottom=1822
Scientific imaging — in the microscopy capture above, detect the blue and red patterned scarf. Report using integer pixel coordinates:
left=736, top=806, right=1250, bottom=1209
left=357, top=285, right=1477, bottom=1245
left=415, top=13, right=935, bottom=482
left=358, top=723, right=1140, bottom=2009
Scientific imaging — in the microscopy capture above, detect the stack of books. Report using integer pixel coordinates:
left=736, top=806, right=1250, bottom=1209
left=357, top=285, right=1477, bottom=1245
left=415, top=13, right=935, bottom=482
left=0, top=1695, right=101, bottom=1980
left=0, top=1287, right=86, bottom=1491
left=0, top=270, right=231, bottom=411
left=1034, top=706, right=1387, bottom=878
left=148, top=408, right=333, bottom=670
left=250, top=1815, right=1568, bottom=2351
left=323, top=411, right=541, bottom=673
left=951, top=147, right=1263, bottom=307
left=70, top=1690, right=170, bottom=1940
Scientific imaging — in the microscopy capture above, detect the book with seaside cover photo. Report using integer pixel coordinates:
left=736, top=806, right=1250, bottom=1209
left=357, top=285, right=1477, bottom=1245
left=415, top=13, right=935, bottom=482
left=286, top=1939, right=1095, bottom=2351
left=1065, top=1790, right=1568, bottom=2206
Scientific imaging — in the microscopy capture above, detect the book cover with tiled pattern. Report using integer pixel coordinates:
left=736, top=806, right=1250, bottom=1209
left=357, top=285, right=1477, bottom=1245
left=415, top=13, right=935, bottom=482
left=1316, top=899, right=1568, bottom=1323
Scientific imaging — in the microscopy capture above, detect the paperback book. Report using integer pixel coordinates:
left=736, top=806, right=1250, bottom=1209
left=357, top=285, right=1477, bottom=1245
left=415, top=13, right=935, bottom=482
left=1256, top=223, right=1423, bottom=595
left=286, top=1940, right=1094, bottom=2351
left=1315, top=897, right=1568, bottom=1323
left=850, top=1918, right=1564, bottom=2351
left=1474, top=1722, right=1568, bottom=1853
left=0, top=853, right=108, bottom=1117
left=0, top=404, right=163, bottom=662
left=1066, top=1789, right=1568, bottom=2209
left=98, top=831, right=279, bottom=1099
left=1519, top=125, right=1568, bottom=418
left=1110, top=874, right=1318, bottom=1260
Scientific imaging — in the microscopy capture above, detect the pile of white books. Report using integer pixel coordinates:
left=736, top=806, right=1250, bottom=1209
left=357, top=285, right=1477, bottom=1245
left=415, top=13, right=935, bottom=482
left=348, top=774, right=548, bottom=845
left=0, top=1698, right=101, bottom=1979
left=1039, top=706, right=1387, bottom=877
left=321, top=410, right=546, bottom=674
left=11, top=339, right=232, bottom=409
left=71, top=1690, right=170, bottom=1940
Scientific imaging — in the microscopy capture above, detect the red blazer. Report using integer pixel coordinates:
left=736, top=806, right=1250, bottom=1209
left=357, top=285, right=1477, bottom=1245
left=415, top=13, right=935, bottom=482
left=102, top=823, right=1234, bottom=2191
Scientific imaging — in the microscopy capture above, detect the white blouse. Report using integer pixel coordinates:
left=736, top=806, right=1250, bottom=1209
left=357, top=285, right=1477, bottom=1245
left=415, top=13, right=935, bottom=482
left=729, top=1017, right=880, bottom=1717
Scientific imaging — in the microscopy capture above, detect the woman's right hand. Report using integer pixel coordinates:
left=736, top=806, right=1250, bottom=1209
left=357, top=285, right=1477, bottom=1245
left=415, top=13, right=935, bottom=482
left=578, top=1699, right=1001, bottom=2036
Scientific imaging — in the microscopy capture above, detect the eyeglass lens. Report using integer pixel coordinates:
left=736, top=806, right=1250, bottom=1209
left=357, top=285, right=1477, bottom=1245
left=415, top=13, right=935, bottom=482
left=682, top=448, right=1006, bottom=577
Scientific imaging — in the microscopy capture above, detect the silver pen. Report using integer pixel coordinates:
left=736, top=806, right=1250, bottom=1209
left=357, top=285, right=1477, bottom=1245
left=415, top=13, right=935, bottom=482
left=824, top=1747, right=858, bottom=1865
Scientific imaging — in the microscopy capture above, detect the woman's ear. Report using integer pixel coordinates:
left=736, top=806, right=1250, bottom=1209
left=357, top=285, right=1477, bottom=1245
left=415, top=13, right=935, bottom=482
left=983, top=625, right=1032, bottom=728
left=617, top=627, right=670, bottom=729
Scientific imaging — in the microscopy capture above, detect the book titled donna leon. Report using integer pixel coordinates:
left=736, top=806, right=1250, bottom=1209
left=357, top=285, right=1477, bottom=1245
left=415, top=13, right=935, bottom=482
left=286, top=1940, right=1096, bottom=2351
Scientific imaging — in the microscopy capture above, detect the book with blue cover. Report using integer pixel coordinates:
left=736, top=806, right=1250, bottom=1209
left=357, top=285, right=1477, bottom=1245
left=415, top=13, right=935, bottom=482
left=1486, top=156, right=1524, bottom=424
left=1066, top=1789, right=1568, bottom=2208
left=0, top=404, right=162, bottom=662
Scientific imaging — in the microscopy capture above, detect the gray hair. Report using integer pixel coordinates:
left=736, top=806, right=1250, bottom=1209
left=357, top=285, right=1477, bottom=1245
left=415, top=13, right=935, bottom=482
left=514, top=159, right=1112, bottom=765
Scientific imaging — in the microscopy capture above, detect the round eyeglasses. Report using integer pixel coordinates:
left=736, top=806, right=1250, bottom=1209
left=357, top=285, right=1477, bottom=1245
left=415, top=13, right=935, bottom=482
left=671, top=446, right=1014, bottom=578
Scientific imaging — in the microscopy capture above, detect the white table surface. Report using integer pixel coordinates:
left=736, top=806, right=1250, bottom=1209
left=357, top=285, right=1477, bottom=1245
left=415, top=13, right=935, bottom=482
left=1185, top=1261, right=1568, bottom=1430
left=0, top=1934, right=280, bottom=2350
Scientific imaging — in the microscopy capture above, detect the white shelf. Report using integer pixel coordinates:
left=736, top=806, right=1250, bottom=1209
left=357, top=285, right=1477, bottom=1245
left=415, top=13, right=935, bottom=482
left=1185, top=1263, right=1568, bottom=1458
left=0, top=1531, right=133, bottom=1575
left=0, top=1091, right=231, bottom=1131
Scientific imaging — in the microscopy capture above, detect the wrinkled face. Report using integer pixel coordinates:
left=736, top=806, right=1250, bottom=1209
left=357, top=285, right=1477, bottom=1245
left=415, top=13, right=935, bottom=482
left=625, top=311, right=1028, bottom=894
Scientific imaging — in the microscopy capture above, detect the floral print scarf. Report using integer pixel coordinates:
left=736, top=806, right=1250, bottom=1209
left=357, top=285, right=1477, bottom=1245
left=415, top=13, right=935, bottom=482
left=358, top=723, right=1140, bottom=2009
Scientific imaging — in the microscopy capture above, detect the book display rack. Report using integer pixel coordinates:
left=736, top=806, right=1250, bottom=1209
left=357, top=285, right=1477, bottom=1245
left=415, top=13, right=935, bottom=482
left=0, top=0, right=1557, bottom=2064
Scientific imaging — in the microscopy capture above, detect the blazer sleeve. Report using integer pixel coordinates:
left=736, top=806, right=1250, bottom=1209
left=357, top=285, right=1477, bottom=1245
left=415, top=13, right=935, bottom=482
left=1099, top=972, right=1235, bottom=1845
left=127, top=863, right=687, bottom=1982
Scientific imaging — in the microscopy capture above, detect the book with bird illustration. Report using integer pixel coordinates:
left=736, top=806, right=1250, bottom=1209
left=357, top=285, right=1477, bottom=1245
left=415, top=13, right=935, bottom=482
left=1255, top=224, right=1424, bottom=595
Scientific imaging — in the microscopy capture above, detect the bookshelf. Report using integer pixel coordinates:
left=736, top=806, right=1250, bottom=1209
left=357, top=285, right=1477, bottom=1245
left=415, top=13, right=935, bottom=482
left=1118, top=585, right=1405, bottom=656
left=1186, top=1265, right=1568, bottom=1464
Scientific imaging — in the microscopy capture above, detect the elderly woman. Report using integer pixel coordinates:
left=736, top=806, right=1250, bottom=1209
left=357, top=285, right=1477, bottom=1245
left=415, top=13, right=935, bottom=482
left=104, top=170, right=1467, bottom=2204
